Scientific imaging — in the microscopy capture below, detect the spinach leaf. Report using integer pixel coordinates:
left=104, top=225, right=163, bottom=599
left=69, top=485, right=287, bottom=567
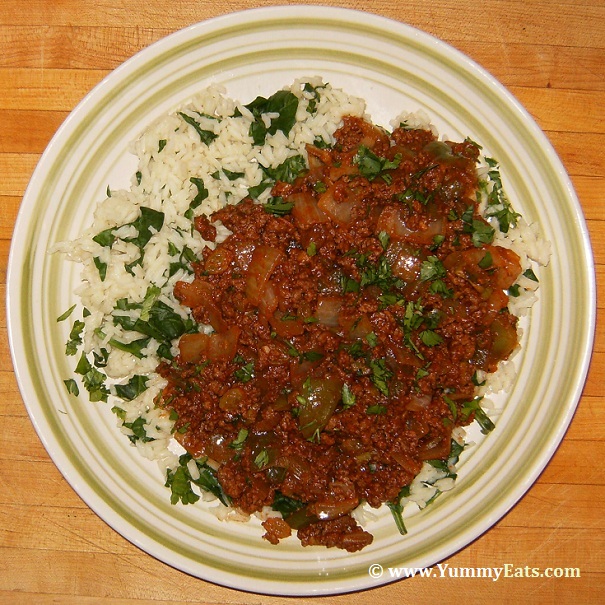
left=74, top=352, right=109, bottom=402
left=272, top=491, right=305, bottom=517
left=186, top=177, right=209, bottom=220
left=165, top=464, right=200, bottom=505
left=123, top=416, right=155, bottom=444
left=114, top=375, right=149, bottom=401
left=178, top=112, right=218, bottom=145
left=244, top=90, right=299, bottom=145
left=108, top=337, right=152, bottom=359
left=387, top=485, right=411, bottom=536
left=123, top=207, right=165, bottom=250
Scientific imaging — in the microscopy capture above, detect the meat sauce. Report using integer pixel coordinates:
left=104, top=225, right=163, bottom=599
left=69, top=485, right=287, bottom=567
left=157, top=116, right=522, bottom=551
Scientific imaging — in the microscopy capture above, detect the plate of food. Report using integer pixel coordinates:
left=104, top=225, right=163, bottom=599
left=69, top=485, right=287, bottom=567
left=7, top=5, right=595, bottom=596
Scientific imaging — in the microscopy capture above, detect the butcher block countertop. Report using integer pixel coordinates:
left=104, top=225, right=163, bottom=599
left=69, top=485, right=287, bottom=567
left=1, top=1, right=603, bottom=603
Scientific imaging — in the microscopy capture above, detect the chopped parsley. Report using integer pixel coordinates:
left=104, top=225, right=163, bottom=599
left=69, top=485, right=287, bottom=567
left=354, top=145, right=402, bottom=182
left=368, top=358, right=393, bottom=397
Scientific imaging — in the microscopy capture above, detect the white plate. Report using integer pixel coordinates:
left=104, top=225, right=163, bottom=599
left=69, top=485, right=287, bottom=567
left=7, top=6, right=595, bottom=596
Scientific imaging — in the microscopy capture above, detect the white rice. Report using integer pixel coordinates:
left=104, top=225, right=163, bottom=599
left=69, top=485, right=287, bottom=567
left=54, top=78, right=550, bottom=532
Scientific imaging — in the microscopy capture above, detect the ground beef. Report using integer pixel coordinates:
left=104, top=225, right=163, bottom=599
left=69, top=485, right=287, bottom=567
left=158, top=115, right=521, bottom=551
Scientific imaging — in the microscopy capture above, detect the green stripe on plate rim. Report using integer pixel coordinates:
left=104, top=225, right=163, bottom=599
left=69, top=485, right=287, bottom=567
left=17, top=8, right=593, bottom=588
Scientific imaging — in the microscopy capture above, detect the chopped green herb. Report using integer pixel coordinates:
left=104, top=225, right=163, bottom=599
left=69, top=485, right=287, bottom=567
left=461, top=396, right=495, bottom=434
left=303, top=82, right=324, bottom=114
left=378, top=230, right=390, bottom=250
left=302, top=350, right=324, bottom=362
left=123, top=207, right=165, bottom=250
left=461, top=207, right=495, bottom=247
left=341, top=383, right=356, bottom=409
left=93, top=256, right=107, bottom=281
left=165, top=464, right=200, bottom=505
left=57, top=305, right=77, bottom=322
left=234, top=359, right=255, bottom=383
left=92, top=228, right=116, bottom=247
left=114, top=375, right=149, bottom=401
left=263, top=197, right=294, bottom=216
left=74, top=352, right=109, bottom=402
left=186, top=177, right=209, bottom=220
left=266, top=154, right=307, bottom=183
left=244, top=90, right=299, bottom=145
left=229, top=428, right=249, bottom=450
left=481, top=157, right=520, bottom=233
left=254, top=449, right=270, bottom=469
left=368, top=358, right=392, bottom=397
left=419, top=330, right=443, bottom=346
left=478, top=251, right=493, bottom=269
left=272, top=491, right=306, bottom=518
left=420, top=256, right=447, bottom=282
left=178, top=111, right=218, bottom=145
left=123, top=416, right=155, bottom=443
left=341, top=275, right=360, bottom=293
left=92, top=347, right=109, bottom=368
left=354, top=145, right=401, bottom=182
left=65, top=320, right=85, bottom=356
left=366, top=332, right=378, bottom=348
left=63, top=378, right=79, bottom=396
left=108, top=336, right=151, bottom=359
left=387, top=485, right=410, bottom=535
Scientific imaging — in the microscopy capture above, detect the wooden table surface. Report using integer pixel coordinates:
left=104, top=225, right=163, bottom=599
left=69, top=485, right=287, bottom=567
left=1, top=1, right=603, bottom=603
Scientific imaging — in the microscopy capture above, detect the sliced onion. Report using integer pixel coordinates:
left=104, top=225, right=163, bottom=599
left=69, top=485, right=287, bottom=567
left=306, top=143, right=332, bottom=172
left=290, top=192, right=329, bottom=228
left=386, top=241, right=423, bottom=282
left=179, top=326, right=240, bottom=363
left=316, top=296, right=343, bottom=328
left=377, top=205, right=444, bottom=244
left=269, top=310, right=305, bottom=338
left=232, top=240, right=256, bottom=272
left=245, top=245, right=284, bottom=306
left=274, top=453, right=311, bottom=483
left=174, top=280, right=227, bottom=333
left=406, top=393, right=432, bottom=411
left=391, top=450, right=423, bottom=475
left=339, top=312, right=373, bottom=339
left=311, top=497, right=360, bottom=521
left=317, top=190, right=355, bottom=224
left=248, top=431, right=282, bottom=468
left=258, top=281, right=279, bottom=318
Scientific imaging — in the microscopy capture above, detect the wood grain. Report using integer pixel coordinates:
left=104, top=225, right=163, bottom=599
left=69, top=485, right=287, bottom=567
left=1, top=1, right=603, bottom=603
